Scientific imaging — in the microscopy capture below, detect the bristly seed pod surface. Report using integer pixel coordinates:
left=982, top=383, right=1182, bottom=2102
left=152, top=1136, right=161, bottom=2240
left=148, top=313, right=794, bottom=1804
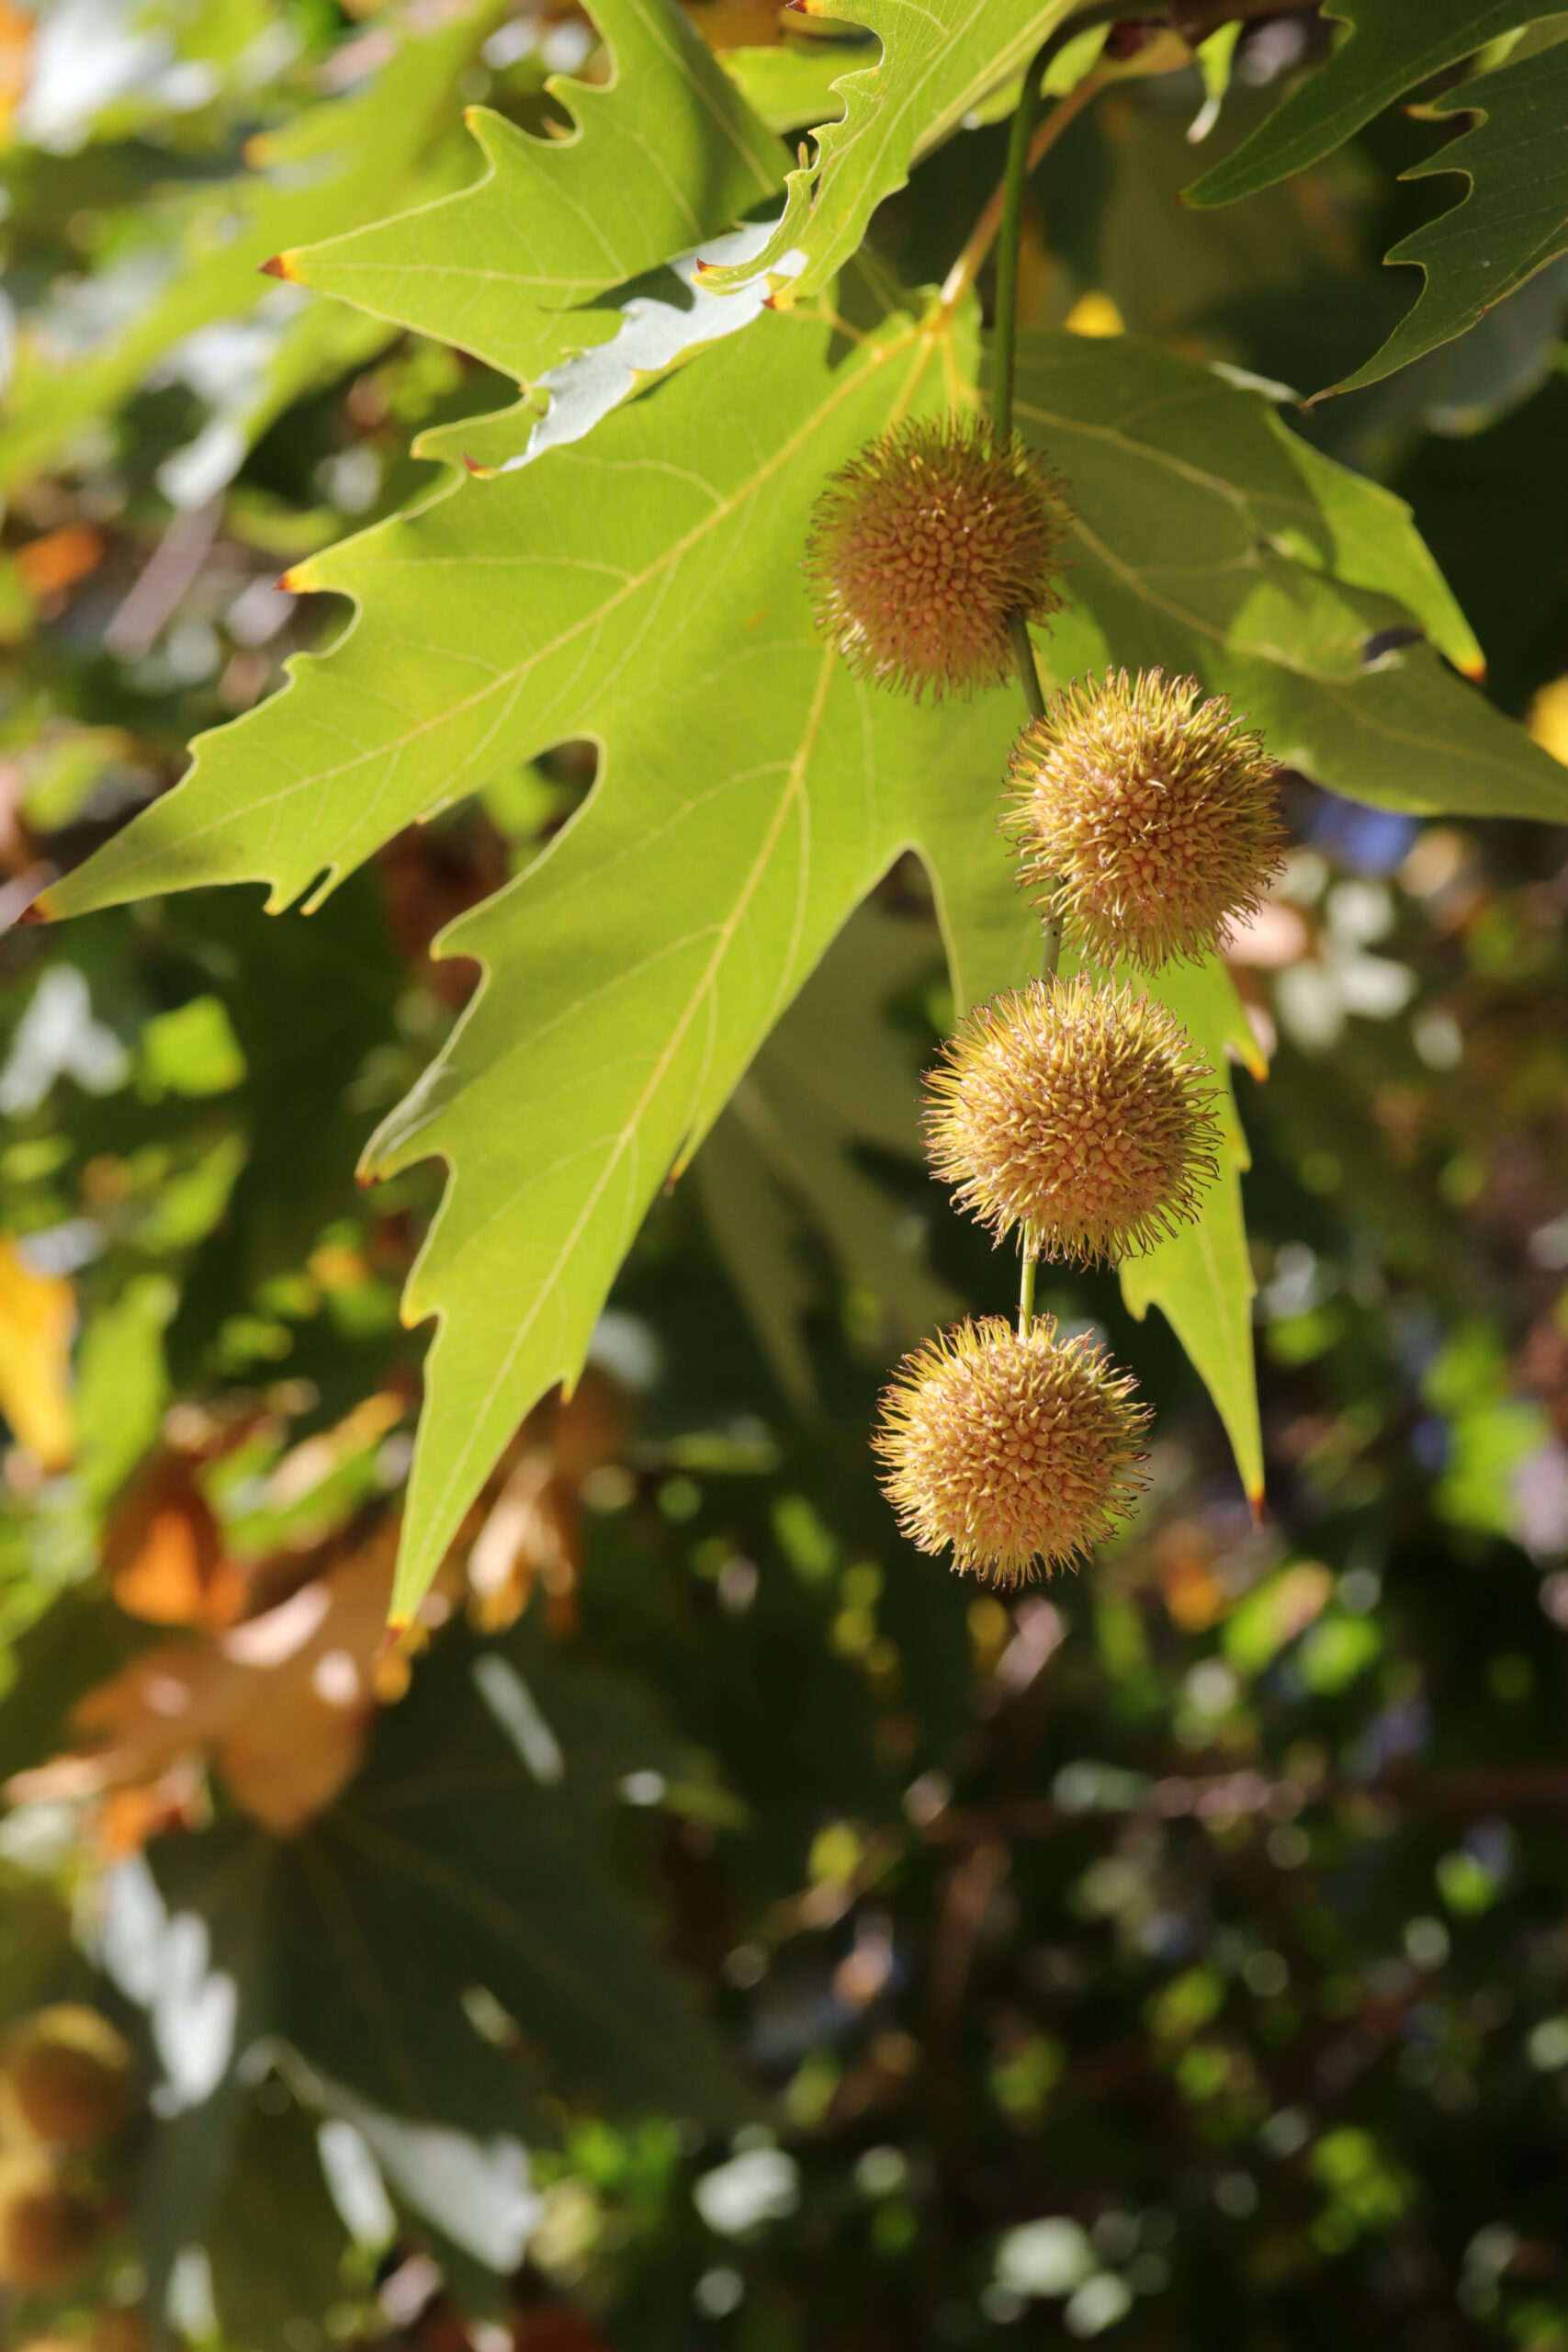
left=924, top=974, right=1221, bottom=1264
left=875, top=1315, right=1149, bottom=1583
left=1004, top=667, right=1285, bottom=967
left=804, top=414, right=1068, bottom=702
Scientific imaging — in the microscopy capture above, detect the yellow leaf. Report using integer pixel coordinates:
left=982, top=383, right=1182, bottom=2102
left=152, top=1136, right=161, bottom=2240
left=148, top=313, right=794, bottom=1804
left=1528, top=675, right=1568, bottom=766
left=0, top=1237, right=73, bottom=1471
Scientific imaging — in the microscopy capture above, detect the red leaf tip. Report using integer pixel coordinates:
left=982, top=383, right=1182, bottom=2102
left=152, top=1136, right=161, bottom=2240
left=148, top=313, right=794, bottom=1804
left=259, top=251, right=299, bottom=282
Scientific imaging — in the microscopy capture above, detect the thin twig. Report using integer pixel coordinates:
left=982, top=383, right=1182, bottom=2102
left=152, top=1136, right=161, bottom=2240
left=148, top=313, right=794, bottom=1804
left=921, top=1764, right=1568, bottom=1846
left=938, top=65, right=1103, bottom=321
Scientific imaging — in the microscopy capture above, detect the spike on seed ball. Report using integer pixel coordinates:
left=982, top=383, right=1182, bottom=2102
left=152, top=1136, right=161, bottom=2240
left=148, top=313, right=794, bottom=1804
left=1, top=2007, right=135, bottom=2153
left=874, top=1315, right=1149, bottom=1584
left=803, top=415, right=1069, bottom=702
left=1004, top=668, right=1285, bottom=967
left=923, top=975, right=1221, bottom=1265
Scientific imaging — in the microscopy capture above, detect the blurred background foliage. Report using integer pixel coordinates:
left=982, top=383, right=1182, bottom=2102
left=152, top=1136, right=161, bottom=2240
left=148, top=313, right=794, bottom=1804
left=3, top=3, right=1568, bottom=2349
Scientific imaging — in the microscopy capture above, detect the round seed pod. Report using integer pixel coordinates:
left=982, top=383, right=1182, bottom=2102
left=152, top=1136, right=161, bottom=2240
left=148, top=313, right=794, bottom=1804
left=804, top=415, right=1068, bottom=702
left=923, top=975, right=1221, bottom=1264
left=1004, top=668, right=1284, bottom=967
left=874, top=1315, right=1149, bottom=1583
left=0, top=2150, right=100, bottom=2292
left=1, top=2007, right=136, bottom=2153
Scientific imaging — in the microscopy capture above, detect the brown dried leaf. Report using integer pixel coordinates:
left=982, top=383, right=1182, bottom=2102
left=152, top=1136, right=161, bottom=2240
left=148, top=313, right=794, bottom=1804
left=9, top=1525, right=403, bottom=1838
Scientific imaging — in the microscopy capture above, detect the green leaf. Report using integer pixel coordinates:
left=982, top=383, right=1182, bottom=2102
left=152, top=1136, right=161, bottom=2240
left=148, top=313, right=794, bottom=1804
left=1333, top=40, right=1568, bottom=393
left=283, top=0, right=783, bottom=389
left=1056, top=942, right=1264, bottom=1505
left=75, top=1273, right=176, bottom=1504
left=718, top=40, right=859, bottom=136
left=1277, top=431, right=1485, bottom=678
left=698, top=1, right=1080, bottom=299
left=0, top=1863, right=73, bottom=2023
left=0, top=0, right=502, bottom=494
left=1118, top=959, right=1265, bottom=1507
left=48, top=317, right=1563, bottom=1615
left=141, top=996, right=247, bottom=1099
left=695, top=901, right=956, bottom=1411
left=1010, top=331, right=1564, bottom=818
left=1185, top=0, right=1565, bottom=213
left=197, top=2096, right=354, bottom=2352
left=44, top=299, right=1024, bottom=1618
left=107, top=1616, right=743, bottom=2303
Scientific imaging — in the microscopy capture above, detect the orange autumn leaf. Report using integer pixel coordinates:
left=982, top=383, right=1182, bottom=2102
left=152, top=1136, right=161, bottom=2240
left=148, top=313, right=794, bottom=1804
left=12, top=526, right=105, bottom=602
left=0, top=1237, right=73, bottom=1471
left=1155, top=1519, right=1229, bottom=1633
left=8, top=1527, right=405, bottom=1838
left=103, top=1452, right=247, bottom=1630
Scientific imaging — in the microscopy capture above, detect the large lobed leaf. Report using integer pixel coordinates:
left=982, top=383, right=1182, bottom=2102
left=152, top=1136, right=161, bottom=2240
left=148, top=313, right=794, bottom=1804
left=1008, top=329, right=1564, bottom=813
left=695, top=903, right=958, bottom=1413
left=1333, top=35, right=1568, bottom=393
left=47, top=297, right=1567, bottom=1616
left=280, top=0, right=784, bottom=387
left=104, top=1617, right=742, bottom=2312
left=1186, top=1, right=1565, bottom=212
left=697, top=0, right=1080, bottom=299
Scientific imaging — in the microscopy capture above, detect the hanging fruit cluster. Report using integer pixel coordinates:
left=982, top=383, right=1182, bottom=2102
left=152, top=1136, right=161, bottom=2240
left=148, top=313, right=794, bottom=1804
left=805, top=413, right=1284, bottom=1585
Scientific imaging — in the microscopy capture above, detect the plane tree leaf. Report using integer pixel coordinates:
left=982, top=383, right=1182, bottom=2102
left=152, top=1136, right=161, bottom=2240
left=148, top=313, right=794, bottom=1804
left=716, top=39, right=861, bottom=137
left=1185, top=0, right=1565, bottom=213
left=1119, top=958, right=1266, bottom=1507
left=695, top=901, right=957, bottom=1414
left=96, top=1615, right=743, bottom=2309
left=280, top=0, right=784, bottom=389
left=196, top=2097, right=355, bottom=2352
left=46, top=308, right=1565, bottom=1618
left=1010, top=330, right=1568, bottom=817
left=1333, top=37, right=1568, bottom=393
left=1057, top=938, right=1265, bottom=1505
left=697, top=0, right=1080, bottom=300
left=46, top=299, right=1021, bottom=1622
left=0, top=0, right=503, bottom=496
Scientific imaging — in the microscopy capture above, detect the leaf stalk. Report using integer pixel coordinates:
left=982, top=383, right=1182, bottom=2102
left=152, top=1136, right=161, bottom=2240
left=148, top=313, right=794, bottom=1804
left=1018, top=1247, right=1038, bottom=1339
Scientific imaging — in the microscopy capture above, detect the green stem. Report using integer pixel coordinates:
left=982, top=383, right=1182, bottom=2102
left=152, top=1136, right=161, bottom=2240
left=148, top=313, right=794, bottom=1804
left=989, top=45, right=1049, bottom=453
left=1006, top=611, right=1046, bottom=723
left=995, top=51, right=1066, bottom=973
left=1018, top=1247, right=1038, bottom=1340
left=992, top=43, right=1062, bottom=736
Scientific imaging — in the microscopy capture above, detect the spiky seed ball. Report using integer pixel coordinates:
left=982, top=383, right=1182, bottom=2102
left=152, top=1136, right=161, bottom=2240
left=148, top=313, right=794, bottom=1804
left=1, top=2008, right=136, bottom=2153
left=803, top=416, right=1068, bottom=702
left=924, top=975, right=1221, bottom=1264
left=875, top=1315, right=1149, bottom=1583
left=1004, top=668, right=1285, bottom=967
left=0, top=2151, right=100, bottom=2292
